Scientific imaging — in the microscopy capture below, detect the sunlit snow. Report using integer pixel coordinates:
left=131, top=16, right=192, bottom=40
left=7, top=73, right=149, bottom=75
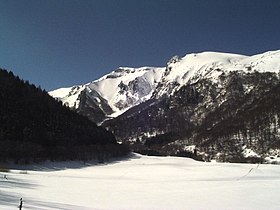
left=49, top=50, right=280, bottom=119
left=1, top=154, right=280, bottom=210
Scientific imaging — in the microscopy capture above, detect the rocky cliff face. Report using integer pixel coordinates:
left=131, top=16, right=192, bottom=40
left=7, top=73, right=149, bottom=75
left=50, top=50, right=280, bottom=162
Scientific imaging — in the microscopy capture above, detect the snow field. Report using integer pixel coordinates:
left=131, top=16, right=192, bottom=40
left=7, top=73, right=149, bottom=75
left=1, top=154, right=280, bottom=210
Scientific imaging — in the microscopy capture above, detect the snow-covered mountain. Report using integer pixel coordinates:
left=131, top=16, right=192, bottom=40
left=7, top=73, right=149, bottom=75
left=154, top=50, right=280, bottom=97
left=49, top=66, right=164, bottom=122
left=50, top=50, right=280, bottom=162
left=50, top=50, right=280, bottom=123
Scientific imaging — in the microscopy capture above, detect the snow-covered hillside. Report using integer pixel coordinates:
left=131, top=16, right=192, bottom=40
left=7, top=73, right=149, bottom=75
left=49, top=85, right=86, bottom=109
left=154, top=50, right=280, bottom=97
left=1, top=154, right=280, bottom=210
left=49, top=67, right=164, bottom=118
left=49, top=50, right=280, bottom=122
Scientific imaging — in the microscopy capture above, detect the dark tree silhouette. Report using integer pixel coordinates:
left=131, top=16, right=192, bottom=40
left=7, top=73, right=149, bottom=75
left=0, top=68, right=129, bottom=163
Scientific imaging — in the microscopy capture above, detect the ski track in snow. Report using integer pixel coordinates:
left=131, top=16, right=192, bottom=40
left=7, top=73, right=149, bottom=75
left=1, top=154, right=280, bottom=210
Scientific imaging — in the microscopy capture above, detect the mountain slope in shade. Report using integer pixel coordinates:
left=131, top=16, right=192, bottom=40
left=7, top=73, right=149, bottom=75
left=0, top=69, right=129, bottom=162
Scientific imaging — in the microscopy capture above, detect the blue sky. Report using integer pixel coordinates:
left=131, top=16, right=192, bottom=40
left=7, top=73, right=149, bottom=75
left=1, top=0, right=280, bottom=91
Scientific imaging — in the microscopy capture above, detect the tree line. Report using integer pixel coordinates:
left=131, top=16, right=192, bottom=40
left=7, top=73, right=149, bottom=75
left=0, top=69, right=129, bottom=163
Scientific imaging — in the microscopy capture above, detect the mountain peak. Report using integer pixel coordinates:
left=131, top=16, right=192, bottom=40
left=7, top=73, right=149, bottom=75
left=49, top=50, right=280, bottom=123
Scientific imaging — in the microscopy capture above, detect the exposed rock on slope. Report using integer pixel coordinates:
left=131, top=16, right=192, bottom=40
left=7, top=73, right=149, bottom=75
left=50, top=50, right=280, bottom=162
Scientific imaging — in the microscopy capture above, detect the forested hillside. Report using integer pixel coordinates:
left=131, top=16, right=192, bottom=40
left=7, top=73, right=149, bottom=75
left=105, top=71, right=280, bottom=163
left=0, top=69, right=129, bottom=163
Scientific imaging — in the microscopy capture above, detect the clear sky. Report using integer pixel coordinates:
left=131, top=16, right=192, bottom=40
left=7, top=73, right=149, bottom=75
left=1, top=0, right=280, bottom=91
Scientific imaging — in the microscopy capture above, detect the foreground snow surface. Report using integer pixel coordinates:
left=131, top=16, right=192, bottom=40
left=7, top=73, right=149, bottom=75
left=1, top=154, right=280, bottom=210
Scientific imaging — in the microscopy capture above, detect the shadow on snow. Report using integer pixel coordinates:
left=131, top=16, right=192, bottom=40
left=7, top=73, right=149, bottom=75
left=4, top=152, right=141, bottom=172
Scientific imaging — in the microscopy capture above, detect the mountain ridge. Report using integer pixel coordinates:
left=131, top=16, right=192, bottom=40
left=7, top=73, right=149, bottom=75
left=49, top=50, right=280, bottom=162
left=49, top=50, right=280, bottom=123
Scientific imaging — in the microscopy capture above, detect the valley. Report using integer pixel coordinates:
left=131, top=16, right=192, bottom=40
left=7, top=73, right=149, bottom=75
left=1, top=154, right=280, bottom=210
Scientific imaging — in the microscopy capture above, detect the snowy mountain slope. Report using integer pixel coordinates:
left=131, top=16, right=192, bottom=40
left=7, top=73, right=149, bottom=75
left=48, top=49, right=280, bottom=162
left=49, top=66, right=165, bottom=120
left=153, top=50, right=280, bottom=97
left=103, top=50, right=280, bottom=162
left=88, top=67, right=164, bottom=117
left=49, top=50, right=280, bottom=124
left=49, top=85, right=86, bottom=109
left=153, top=52, right=247, bottom=97
left=239, top=50, right=280, bottom=73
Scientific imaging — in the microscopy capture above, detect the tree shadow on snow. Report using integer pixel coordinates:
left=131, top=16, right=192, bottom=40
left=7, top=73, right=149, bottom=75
left=0, top=191, right=21, bottom=209
left=6, top=152, right=142, bottom=172
left=0, top=175, right=38, bottom=189
left=103, top=152, right=142, bottom=165
left=0, top=192, right=87, bottom=210
left=0, top=175, right=39, bottom=209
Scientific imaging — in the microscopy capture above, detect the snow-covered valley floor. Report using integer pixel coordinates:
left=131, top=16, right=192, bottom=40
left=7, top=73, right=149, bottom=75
left=1, top=153, right=280, bottom=210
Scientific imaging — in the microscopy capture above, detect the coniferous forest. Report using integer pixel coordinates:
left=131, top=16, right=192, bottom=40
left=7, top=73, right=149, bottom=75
left=0, top=69, right=129, bottom=163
